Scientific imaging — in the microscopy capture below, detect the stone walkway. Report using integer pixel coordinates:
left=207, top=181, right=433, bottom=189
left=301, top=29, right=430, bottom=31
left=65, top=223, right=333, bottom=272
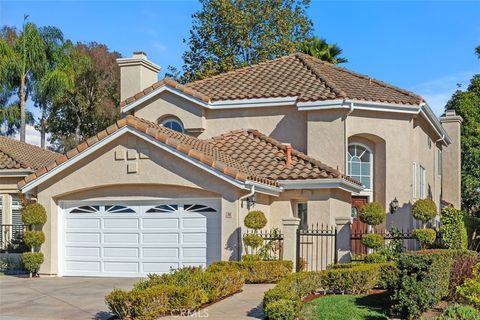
left=163, top=284, right=275, bottom=320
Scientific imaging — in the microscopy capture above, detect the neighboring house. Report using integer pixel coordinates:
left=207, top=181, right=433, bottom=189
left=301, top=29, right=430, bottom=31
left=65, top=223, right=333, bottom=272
left=16, top=52, right=462, bottom=277
left=0, top=137, right=59, bottom=247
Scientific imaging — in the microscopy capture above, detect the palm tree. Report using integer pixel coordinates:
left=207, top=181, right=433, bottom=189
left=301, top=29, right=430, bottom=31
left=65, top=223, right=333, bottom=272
left=299, top=36, right=348, bottom=64
left=0, top=17, right=46, bottom=142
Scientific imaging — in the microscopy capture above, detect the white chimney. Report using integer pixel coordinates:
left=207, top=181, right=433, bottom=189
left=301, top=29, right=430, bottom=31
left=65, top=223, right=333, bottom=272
left=116, top=52, right=161, bottom=101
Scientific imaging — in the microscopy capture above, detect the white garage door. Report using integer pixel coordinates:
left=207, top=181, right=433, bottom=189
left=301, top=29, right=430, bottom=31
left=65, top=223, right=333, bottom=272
left=61, top=200, right=221, bottom=277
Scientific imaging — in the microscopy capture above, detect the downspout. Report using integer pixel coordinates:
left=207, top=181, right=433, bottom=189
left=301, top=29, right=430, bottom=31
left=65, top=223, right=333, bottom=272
left=237, top=185, right=255, bottom=260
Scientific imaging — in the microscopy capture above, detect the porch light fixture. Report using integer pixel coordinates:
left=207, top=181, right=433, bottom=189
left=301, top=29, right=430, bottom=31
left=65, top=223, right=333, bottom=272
left=390, top=197, right=399, bottom=214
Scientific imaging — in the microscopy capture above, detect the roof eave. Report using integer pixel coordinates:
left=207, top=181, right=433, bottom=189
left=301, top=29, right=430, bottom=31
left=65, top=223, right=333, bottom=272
left=278, top=178, right=364, bottom=193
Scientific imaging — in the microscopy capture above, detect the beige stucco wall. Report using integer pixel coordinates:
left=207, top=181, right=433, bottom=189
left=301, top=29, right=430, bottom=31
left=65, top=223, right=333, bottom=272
left=33, top=132, right=251, bottom=275
left=440, top=115, right=462, bottom=209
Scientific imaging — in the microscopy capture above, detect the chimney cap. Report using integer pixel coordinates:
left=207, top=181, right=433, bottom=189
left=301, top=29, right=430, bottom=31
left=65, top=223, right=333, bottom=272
left=445, top=109, right=456, bottom=117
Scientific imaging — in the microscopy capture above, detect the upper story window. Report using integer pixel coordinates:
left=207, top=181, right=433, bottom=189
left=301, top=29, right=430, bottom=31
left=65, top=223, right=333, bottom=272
left=348, top=143, right=372, bottom=190
left=160, top=118, right=184, bottom=133
left=437, top=149, right=442, bottom=176
left=419, top=165, right=426, bottom=199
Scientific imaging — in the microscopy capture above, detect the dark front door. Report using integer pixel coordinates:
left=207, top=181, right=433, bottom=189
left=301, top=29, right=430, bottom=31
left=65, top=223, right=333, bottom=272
left=351, top=196, right=369, bottom=255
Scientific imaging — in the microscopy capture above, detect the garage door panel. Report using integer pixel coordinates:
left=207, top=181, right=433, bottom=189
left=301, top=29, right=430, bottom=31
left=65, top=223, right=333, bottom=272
left=104, top=247, right=139, bottom=258
left=66, top=218, right=100, bottom=229
left=103, top=218, right=139, bottom=229
left=142, top=218, right=179, bottom=229
left=65, top=246, right=100, bottom=258
left=63, top=200, right=220, bottom=277
left=143, top=262, right=178, bottom=273
left=103, top=233, right=139, bottom=244
left=104, top=261, right=139, bottom=273
left=142, top=233, right=179, bottom=244
left=66, top=232, right=100, bottom=244
left=142, top=247, right=179, bottom=258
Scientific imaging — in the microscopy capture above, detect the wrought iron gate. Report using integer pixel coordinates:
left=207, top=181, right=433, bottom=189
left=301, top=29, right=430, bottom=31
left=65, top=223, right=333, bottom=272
left=296, top=224, right=337, bottom=272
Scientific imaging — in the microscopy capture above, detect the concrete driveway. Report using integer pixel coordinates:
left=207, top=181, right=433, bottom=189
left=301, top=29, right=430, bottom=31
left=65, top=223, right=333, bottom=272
left=0, top=276, right=137, bottom=320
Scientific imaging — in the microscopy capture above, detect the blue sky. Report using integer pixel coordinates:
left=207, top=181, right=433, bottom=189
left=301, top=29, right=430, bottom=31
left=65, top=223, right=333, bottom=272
left=1, top=0, right=479, bottom=144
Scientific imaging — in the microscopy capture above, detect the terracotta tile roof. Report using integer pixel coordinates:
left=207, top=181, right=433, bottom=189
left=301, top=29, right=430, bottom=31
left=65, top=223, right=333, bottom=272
left=206, top=129, right=360, bottom=184
left=0, top=136, right=60, bottom=171
left=121, top=53, right=423, bottom=108
left=18, top=116, right=276, bottom=189
left=18, top=116, right=360, bottom=190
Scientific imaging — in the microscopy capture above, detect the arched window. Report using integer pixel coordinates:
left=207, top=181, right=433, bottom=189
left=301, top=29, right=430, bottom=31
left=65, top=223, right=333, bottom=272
left=348, top=143, right=373, bottom=190
left=161, top=118, right=184, bottom=133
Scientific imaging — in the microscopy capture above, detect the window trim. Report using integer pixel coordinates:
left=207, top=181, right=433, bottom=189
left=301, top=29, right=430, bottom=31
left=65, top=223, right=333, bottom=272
left=412, top=162, right=417, bottom=198
left=347, top=142, right=373, bottom=191
left=437, top=149, right=442, bottom=176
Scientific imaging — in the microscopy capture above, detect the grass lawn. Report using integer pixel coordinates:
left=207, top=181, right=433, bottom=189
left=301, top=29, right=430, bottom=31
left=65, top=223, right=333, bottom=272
left=300, top=291, right=390, bottom=320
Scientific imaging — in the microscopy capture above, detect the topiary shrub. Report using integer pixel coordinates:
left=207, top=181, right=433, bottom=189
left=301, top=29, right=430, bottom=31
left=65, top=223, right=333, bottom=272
left=21, top=203, right=47, bottom=225
left=243, top=234, right=263, bottom=251
left=412, top=199, right=437, bottom=226
left=21, top=252, right=44, bottom=275
left=365, top=252, right=387, bottom=263
left=244, top=210, right=267, bottom=230
left=412, top=228, right=437, bottom=249
left=23, top=230, right=45, bottom=248
left=361, top=233, right=384, bottom=250
left=441, top=208, right=468, bottom=250
left=358, top=202, right=386, bottom=226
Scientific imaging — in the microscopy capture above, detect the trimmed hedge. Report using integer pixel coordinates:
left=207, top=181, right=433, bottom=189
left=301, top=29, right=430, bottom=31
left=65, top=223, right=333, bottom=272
left=206, top=260, right=293, bottom=283
left=22, top=203, right=47, bottom=225
left=441, top=208, right=468, bottom=250
left=263, top=263, right=397, bottom=320
left=106, top=267, right=244, bottom=319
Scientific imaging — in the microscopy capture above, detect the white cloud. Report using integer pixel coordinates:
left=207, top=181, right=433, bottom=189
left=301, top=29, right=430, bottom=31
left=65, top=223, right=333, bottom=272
left=410, top=71, right=476, bottom=116
left=13, top=125, right=49, bottom=147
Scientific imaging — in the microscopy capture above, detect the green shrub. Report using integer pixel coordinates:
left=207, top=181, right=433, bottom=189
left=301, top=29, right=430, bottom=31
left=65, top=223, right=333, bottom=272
left=456, top=262, right=480, bottom=309
left=241, top=254, right=261, bottom=261
left=23, top=230, right=45, bottom=248
left=441, top=208, right=468, bottom=250
left=365, top=252, right=387, bottom=263
left=358, top=202, right=385, bottom=226
left=436, top=304, right=480, bottom=320
left=198, top=270, right=244, bottom=302
left=244, top=210, right=267, bottom=230
left=448, top=250, right=478, bottom=300
left=21, top=252, right=44, bottom=275
left=21, top=203, right=47, bottom=225
left=463, top=214, right=480, bottom=250
left=392, top=250, right=455, bottom=319
left=378, top=262, right=400, bottom=290
left=243, top=234, right=263, bottom=249
left=263, top=298, right=302, bottom=320
left=361, top=233, right=384, bottom=250
left=321, top=264, right=380, bottom=294
left=413, top=228, right=437, bottom=249
left=412, top=199, right=437, bottom=224
left=207, top=260, right=292, bottom=283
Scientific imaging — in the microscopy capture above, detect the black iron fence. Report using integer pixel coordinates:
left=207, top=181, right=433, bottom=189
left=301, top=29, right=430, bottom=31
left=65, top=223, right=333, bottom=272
left=243, top=229, right=283, bottom=260
left=297, top=224, right=337, bottom=272
left=0, top=224, right=30, bottom=253
left=351, top=225, right=442, bottom=257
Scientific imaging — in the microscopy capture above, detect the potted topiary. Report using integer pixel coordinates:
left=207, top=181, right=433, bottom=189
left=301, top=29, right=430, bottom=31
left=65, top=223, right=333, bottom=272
left=21, top=203, right=47, bottom=277
left=411, top=199, right=438, bottom=249
left=243, top=210, right=267, bottom=256
left=359, top=202, right=386, bottom=251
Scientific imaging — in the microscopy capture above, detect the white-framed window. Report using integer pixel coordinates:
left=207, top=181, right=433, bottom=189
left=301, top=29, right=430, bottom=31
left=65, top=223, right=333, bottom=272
left=437, top=149, right=442, bottom=176
left=412, top=162, right=417, bottom=198
left=296, top=202, right=308, bottom=230
left=11, top=196, right=22, bottom=225
left=160, top=118, right=184, bottom=133
left=419, top=165, right=426, bottom=199
left=347, top=143, right=373, bottom=190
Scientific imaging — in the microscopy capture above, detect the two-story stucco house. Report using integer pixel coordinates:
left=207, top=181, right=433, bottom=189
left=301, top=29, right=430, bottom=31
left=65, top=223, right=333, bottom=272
left=17, top=52, right=462, bottom=277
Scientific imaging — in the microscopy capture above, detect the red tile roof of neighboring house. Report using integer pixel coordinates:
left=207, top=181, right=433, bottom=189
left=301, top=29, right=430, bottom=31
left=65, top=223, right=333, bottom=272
left=18, top=115, right=361, bottom=190
left=121, top=53, right=423, bottom=108
left=0, top=136, right=60, bottom=171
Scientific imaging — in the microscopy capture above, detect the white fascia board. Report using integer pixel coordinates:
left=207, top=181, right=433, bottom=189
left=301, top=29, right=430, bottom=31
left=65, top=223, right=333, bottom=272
left=420, top=103, right=451, bottom=145
left=121, top=86, right=209, bottom=114
left=298, top=99, right=420, bottom=114
left=209, top=96, right=298, bottom=109
left=245, top=180, right=282, bottom=197
left=20, top=126, right=252, bottom=193
left=278, top=178, right=364, bottom=193
left=0, top=169, right=32, bottom=177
